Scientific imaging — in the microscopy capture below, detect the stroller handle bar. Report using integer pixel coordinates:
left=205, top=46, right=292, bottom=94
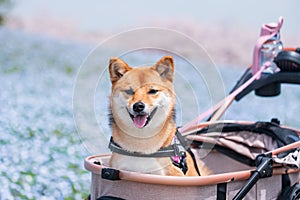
left=232, top=69, right=300, bottom=101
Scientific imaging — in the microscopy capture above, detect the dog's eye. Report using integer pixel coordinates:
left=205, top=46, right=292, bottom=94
left=124, top=88, right=134, bottom=95
left=148, top=89, right=159, bottom=95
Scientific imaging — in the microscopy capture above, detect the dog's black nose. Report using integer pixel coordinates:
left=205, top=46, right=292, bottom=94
left=133, top=102, right=145, bottom=113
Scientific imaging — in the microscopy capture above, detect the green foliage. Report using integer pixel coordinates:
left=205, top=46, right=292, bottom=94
left=0, top=0, right=13, bottom=25
left=3, top=65, right=22, bottom=74
left=65, top=65, right=74, bottom=74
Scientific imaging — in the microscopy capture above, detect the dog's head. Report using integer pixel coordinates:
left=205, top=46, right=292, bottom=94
left=109, top=56, right=175, bottom=135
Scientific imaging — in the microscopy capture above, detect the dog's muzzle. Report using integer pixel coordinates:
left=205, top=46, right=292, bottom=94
left=128, top=102, right=158, bottom=128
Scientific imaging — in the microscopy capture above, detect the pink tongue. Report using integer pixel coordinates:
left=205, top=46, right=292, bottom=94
left=133, top=115, right=147, bottom=128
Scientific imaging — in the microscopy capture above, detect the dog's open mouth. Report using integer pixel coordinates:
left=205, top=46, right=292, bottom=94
left=128, top=107, right=158, bottom=128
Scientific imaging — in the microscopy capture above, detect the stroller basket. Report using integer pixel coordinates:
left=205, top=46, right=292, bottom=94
left=85, top=138, right=300, bottom=200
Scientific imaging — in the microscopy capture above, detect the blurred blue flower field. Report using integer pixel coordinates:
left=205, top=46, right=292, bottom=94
left=0, top=27, right=91, bottom=199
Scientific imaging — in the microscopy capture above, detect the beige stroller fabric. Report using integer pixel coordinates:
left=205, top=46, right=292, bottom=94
left=188, top=131, right=278, bottom=160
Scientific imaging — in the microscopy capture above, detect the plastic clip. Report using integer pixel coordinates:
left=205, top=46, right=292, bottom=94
left=102, top=168, right=121, bottom=181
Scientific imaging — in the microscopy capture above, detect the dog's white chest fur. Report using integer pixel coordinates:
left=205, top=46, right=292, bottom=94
left=110, top=154, right=170, bottom=175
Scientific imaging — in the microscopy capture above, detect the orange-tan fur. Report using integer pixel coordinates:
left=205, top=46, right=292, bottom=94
left=108, top=56, right=209, bottom=176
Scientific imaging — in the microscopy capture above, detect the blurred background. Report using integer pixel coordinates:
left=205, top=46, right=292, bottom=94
left=1, top=0, right=300, bottom=199
left=4, top=0, right=300, bottom=65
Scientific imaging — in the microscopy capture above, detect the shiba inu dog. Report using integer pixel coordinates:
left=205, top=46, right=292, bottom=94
left=108, top=56, right=208, bottom=176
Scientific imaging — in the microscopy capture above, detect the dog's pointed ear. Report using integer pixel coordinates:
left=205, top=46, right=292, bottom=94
left=109, top=57, right=132, bottom=84
left=153, top=56, right=175, bottom=82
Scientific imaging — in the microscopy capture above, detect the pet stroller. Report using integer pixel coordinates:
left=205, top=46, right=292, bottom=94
left=84, top=17, right=300, bottom=200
